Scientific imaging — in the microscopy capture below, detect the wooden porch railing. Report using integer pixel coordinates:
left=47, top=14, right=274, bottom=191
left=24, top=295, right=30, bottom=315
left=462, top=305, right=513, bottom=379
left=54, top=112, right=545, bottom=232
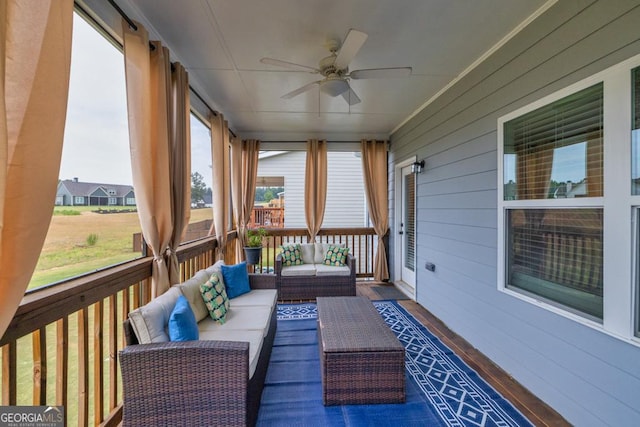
left=0, top=232, right=237, bottom=427
left=248, top=206, right=284, bottom=228
left=0, top=227, right=376, bottom=426
left=250, top=227, right=378, bottom=279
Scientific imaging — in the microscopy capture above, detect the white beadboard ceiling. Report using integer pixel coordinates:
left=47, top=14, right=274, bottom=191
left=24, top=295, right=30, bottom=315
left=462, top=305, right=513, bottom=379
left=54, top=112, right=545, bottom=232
left=81, top=0, right=551, bottom=141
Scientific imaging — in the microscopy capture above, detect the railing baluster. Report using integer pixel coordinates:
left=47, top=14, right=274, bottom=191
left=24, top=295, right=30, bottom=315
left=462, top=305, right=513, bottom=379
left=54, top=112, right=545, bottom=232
left=2, top=341, right=17, bottom=405
left=32, top=327, right=46, bottom=405
left=109, top=294, right=118, bottom=411
left=94, top=301, right=104, bottom=424
left=78, top=308, right=89, bottom=427
left=56, top=317, right=68, bottom=412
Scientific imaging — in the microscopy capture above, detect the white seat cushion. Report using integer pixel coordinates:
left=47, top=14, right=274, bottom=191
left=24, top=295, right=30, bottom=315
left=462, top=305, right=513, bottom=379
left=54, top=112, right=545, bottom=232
left=281, top=264, right=317, bottom=277
left=315, top=264, right=351, bottom=276
left=175, top=270, right=211, bottom=322
left=128, top=287, right=182, bottom=343
left=230, top=289, right=277, bottom=308
left=198, top=329, right=264, bottom=379
left=198, top=305, right=272, bottom=337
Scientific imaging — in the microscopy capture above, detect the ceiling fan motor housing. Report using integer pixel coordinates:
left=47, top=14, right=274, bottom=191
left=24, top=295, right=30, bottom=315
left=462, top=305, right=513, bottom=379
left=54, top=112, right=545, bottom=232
left=321, top=75, right=349, bottom=96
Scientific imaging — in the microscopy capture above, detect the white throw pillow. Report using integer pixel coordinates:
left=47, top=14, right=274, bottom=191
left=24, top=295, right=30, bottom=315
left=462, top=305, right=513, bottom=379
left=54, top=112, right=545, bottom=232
left=314, top=242, right=345, bottom=264
left=300, top=243, right=315, bottom=264
left=128, top=286, right=182, bottom=344
left=176, top=270, right=210, bottom=322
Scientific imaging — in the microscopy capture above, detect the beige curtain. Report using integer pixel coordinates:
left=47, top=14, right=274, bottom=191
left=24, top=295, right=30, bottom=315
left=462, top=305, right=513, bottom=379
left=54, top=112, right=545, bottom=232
left=516, top=146, right=553, bottom=200
left=230, top=138, right=260, bottom=260
left=586, top=136, right=603, bottom=197
left=0, top=0, right=73, bottom=338
left=304, top=139, right=327, bottom=241
left=123, top=23, right=173, bottom=298
left=210, top=114, right=230, bottom=259
left=166, top=63, right=191, bottom=284
left=361, top=140, right=390, bottom=281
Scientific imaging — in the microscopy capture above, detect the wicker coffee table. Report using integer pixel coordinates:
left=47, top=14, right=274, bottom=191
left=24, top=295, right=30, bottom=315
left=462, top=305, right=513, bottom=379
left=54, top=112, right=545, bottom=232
left=316, top=296, right=405, bottom=405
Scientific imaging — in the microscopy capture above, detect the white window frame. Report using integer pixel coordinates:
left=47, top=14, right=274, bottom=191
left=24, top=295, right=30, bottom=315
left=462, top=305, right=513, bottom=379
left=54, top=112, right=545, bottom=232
left=74, top=196, right=84, bottom=205
left=498, top=53, right=640, bottom=345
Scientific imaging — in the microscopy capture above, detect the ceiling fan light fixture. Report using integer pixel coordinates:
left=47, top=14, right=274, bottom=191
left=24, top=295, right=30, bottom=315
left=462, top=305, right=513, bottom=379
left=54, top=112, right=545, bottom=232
left=320, top=78, right=349, bottom=97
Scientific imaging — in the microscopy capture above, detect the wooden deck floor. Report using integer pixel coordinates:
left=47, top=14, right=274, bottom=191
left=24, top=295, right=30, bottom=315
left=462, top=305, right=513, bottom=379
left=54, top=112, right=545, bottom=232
left=357, top=281, right=570, bottom=427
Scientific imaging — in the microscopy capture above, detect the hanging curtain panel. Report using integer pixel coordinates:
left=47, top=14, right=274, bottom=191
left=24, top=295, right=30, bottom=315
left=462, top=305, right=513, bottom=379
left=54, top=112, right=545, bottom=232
left=122, top=22, right=173, bottom=298
left=0, top=0, right=74, bottom=338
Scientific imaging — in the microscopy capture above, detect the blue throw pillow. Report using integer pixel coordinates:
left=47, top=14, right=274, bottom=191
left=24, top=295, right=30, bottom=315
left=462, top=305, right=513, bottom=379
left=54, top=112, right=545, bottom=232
left=221, top=261, right=251, bottom=299
left=168, top=295, right=199, bottom=341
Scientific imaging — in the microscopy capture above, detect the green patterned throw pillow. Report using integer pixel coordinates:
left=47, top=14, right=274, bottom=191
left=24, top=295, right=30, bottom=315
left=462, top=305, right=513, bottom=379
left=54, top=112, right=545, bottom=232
left=323, top=245, right=349, bottom=266
left=280, top=244, right=303, bottom=266
left=200, top=272, right=229, bottom=324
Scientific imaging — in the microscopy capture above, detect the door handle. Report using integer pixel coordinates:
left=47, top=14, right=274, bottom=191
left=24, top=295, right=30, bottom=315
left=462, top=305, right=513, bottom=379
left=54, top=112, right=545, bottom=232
left=399, top=231, right=404, bottom=235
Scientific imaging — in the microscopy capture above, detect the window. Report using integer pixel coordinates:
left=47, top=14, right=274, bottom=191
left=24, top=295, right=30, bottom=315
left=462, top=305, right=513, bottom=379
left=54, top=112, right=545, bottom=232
left=501, top=84, right=604, bottom=320
left=32, top=12, right=137, bottom=290
left=185, top=113, right=213, bottom=242
left=253, top=176, right=285, bottom=228
left=500, top=54, right=640, bottom=343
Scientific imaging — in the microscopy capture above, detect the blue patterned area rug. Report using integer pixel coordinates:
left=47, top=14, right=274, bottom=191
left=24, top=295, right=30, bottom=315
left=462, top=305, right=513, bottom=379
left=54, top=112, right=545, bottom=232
left=257, top=301, right=533, bottom=427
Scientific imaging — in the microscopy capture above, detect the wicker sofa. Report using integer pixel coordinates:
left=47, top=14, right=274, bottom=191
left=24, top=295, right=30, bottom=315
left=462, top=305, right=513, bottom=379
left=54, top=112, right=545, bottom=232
left=120, top=261, right=277, bottom=427
left=275, top=242, right=356, bottom=300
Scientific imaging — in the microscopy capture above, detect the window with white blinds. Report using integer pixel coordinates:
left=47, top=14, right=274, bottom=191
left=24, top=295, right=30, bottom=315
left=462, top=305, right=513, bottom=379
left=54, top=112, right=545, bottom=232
left=404, top=173, right=415, bottom=272
left=501, top=83, right=605, bottom=320
left=503, top=83, right=603, bottom=200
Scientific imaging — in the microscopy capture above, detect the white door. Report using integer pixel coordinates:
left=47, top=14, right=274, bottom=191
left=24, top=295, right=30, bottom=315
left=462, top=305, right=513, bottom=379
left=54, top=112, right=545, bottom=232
left=399, top=165, right=416, bottom=292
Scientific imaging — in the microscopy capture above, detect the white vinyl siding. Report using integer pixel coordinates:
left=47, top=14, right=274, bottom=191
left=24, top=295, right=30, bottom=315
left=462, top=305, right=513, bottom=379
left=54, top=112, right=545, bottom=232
left=257, top=151, right=366, bottom=229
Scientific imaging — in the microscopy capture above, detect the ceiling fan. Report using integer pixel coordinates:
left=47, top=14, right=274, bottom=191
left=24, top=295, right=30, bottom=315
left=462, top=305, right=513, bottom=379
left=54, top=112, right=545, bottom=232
left=260, top=29, right=411, bottom=105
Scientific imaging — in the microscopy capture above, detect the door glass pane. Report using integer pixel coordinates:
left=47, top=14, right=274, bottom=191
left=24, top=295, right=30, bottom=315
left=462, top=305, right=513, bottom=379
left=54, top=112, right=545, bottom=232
left=404, top=173, right=415, bottom=272
left=632, top=67, right=640, bottom=195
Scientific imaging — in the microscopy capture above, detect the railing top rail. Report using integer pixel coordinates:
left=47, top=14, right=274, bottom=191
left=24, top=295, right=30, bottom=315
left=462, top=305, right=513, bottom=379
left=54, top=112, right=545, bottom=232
left=252, top=227, right=376, bottom=237
left=0, top=227, right=374, bottom=346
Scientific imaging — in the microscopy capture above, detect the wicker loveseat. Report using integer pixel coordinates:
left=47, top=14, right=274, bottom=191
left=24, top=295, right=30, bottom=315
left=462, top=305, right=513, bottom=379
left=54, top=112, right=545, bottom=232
left=275, top=242, right=356, bottom=300
left=120, top=261, right=277, bottom=426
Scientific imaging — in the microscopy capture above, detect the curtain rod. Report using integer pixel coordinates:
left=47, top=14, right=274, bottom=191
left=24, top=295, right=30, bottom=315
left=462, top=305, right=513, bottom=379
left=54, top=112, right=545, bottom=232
left=105, top=0, right=238, bottom=137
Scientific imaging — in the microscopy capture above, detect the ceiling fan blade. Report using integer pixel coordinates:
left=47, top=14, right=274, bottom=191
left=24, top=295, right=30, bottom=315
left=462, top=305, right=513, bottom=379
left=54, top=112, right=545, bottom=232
left=281, top=81, right=320, bottom=99
left=260, top=57, right=319, bottom=73
left=349, top=67, right=412, bottom=79
left=334, top=29, right=368, bottom=69
left=341, top=86, right=361, bottom=105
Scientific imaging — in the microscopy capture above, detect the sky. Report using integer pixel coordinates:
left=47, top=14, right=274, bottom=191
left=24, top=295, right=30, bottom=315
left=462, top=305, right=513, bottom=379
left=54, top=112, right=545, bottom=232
left=59, top=13, right=213, bottom=188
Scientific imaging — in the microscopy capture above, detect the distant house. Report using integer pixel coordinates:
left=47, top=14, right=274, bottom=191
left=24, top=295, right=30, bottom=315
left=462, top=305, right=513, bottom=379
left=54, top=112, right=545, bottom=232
left=56, top=178, right=136, bottom=207
left=257, top=151, right=366, bottom=228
